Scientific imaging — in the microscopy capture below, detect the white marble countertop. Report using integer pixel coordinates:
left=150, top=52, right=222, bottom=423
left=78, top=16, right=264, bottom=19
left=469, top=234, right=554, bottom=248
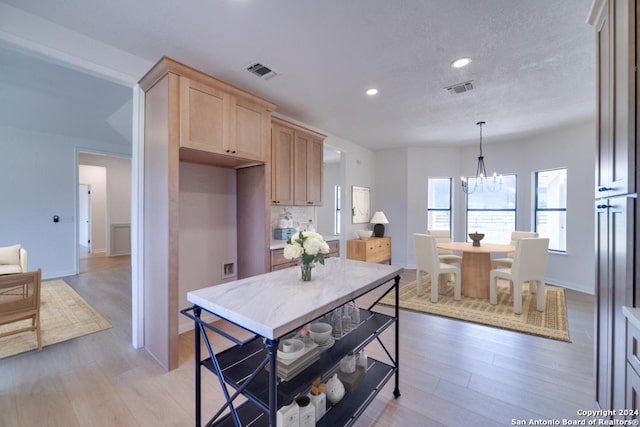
left=623, top=306, right=640, bottom=330
left=270, top=234, right=340, bottom=250
left=187, top=258, right=402, bottom=340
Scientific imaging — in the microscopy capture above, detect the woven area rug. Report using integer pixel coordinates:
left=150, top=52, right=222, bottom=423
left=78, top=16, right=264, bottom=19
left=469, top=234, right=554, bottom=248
left=380, top=279, right=570, bottom=342
left=0, top=279, right=112, bottom=359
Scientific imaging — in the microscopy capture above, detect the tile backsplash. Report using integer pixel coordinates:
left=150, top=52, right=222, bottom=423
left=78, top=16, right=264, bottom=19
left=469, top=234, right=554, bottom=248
left=271, top=206, right=316, bottom=233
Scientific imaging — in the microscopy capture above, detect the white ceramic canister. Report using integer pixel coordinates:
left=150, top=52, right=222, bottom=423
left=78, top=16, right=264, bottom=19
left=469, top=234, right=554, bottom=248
left=308, top=392, right=326, bottom=421
left=276, top=401, right=299, bottom=427
left=296, top=395, right=316, bottom=427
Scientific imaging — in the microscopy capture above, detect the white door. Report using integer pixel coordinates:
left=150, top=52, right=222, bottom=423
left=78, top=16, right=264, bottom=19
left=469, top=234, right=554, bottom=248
left=79, top=184, right=91, bottom=254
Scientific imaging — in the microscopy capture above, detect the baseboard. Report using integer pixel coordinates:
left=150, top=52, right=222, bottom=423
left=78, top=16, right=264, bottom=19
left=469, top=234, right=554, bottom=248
left=42, top=269, right=76, bottom=281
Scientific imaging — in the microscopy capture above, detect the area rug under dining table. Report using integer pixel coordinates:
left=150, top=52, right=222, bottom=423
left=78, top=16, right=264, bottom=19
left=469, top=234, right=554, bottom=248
left=0, top=279, right=112, bottom=359
left=380, top=278, right=570, bottom=342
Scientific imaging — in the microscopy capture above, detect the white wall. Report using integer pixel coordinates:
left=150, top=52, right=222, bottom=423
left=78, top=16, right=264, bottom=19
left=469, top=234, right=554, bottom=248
left=0, top=125, right=131, bottom=278
left=178, top=162, right=238, bottom=333
left=375, top=120, right=596, bottom=294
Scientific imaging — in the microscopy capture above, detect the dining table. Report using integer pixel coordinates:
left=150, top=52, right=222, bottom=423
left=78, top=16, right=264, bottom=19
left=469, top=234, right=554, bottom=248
left=436, top=241, right=515, bottom=299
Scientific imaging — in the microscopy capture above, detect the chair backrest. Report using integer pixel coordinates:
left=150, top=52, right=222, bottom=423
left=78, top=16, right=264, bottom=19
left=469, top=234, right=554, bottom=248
left=427, top=229, right=452, bottom=255
left=507, top=231, right=539, bottom=259
left=511, top=238, right=549, bottom=281
left=414, top=233, right=440, bottom=273
left=0, top=269, right=41, bottom=324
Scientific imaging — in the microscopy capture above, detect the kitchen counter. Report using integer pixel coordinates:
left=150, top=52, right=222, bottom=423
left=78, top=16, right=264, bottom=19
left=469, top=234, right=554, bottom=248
left=269, top=233, right=340, bottom=250
left=187, top=257, right=402, bottom=339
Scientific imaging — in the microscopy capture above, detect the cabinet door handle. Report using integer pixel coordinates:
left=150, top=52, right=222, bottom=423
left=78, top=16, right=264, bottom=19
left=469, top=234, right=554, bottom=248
left=597, top=204, right=612, bottom=209
left=598, top=186, right=614, bottom=192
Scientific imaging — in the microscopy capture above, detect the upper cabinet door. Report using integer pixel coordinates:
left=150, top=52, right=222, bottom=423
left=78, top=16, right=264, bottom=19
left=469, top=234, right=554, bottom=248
left=232, top=97, right=270, bottom=162
left=180, top=77, right=229, bottom=153
left=180, top=76, right=271, bottom=164
left=271, top=123, right=294, bottom=205
left=271, top=118, right=325, bottom=206
left=293, top=131, right=310, bottom=206
left=306, top=136, right=324, bottom=205
left=595, top=0, right=636, bottom=198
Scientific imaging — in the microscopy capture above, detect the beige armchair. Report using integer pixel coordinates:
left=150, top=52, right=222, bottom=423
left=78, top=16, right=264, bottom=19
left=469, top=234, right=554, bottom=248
left=489, top=238, right=549, bottom=314
left=0, top=268, right=42, bottom=351
left=414, top=233, right=461, bottom=303
left=492, top=231, right=538, bottom=269
left=0, top=244, right=27, bottom=275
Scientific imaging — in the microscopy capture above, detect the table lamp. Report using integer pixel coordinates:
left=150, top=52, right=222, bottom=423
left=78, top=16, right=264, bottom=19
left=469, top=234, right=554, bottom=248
left=370, top=211, right=389, bottom=238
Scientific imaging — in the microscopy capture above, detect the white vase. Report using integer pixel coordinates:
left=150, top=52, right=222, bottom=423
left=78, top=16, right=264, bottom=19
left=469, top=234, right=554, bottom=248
left=296, top=395, right=315, bottom=427
left=308, top=392, right=326, bottom=421
left=276, top=401, right=299, bottom=427
left=326, top=373, right=345, bottom=404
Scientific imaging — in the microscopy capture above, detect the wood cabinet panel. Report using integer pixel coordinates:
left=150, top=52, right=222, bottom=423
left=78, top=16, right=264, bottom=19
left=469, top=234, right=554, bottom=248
left=271, top=123, right=294, bottom=205
left=233, top=98, right=269, bottom=161
left=592, top=0, right=638, bottom=413
left=347, top=237, right=391, bottom=264
left=179, top=75, right=271, bottom=165
left=271, top=118, right=325, bottom=206
left=595, top=0, right=636, bottom=197
left=138, top=56, right=276, bottom=370
left=180, top=78, right=227, bottom=153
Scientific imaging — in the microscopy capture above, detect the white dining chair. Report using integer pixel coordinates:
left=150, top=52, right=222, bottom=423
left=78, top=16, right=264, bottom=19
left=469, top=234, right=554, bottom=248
left=414, top=233, right=461, bottom=303
left=489, top=237, right=549, bottom=314
left=426, top=229, right=463, bottom=265
left=492, top=231, right=539, bottom=269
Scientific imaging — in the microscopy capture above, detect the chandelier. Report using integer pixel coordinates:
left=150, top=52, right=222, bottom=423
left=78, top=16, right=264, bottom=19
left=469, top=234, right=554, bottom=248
left=461, top=121, right=502, bottom=194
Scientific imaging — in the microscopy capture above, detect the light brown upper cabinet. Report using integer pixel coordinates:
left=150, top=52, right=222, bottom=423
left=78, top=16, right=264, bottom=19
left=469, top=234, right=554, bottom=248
left=271, top=118, right=325, bottom=206
left=179, top=70, right=272, bottom=167
left=271, top=122, right=295, bottom=205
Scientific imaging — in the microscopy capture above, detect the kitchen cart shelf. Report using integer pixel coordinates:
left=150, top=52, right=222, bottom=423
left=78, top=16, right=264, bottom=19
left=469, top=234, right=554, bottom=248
left=196, top=309, right=395, bottom=410
left=181, top=258, right=402, bottom=427
left=212, top=358, right=395, bottom=427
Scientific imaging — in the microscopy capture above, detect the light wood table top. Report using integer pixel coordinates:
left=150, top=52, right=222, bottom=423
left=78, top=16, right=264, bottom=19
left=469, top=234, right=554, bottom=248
left=436, top=241, right=514, bottom=254
left=436, top=242, right=514, bottom=298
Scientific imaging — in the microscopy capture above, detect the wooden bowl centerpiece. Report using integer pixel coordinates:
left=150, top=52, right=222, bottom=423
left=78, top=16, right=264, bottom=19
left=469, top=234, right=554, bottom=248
left=468, top=232, right=485, bottom=247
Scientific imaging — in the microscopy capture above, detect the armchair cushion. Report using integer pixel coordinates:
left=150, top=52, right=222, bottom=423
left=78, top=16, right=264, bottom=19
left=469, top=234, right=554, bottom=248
left=0, top=245, right=26, bottom=274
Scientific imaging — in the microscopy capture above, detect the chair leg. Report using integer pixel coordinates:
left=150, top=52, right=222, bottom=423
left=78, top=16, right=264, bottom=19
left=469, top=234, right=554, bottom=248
left=536, top=280, right=546, bottom=311
left=431, top=273, right=439, bottom=303
left=35, top=313, right=42, bottom=351
left=416, top=270, right=424, bottom=296
left=489, top=275, right=498, bottom=305
left=453, top=272, right=461, bottom=301
left=513, top=282, right=523, bottom=314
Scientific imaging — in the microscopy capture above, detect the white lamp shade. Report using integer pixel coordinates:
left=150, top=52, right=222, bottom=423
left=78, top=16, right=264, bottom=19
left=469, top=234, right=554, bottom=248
left=370, top=211, right=389, bottom=224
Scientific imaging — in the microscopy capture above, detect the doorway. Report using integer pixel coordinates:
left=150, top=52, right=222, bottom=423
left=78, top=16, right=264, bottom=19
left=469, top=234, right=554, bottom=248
left=78, top=183, right=92, bottom=258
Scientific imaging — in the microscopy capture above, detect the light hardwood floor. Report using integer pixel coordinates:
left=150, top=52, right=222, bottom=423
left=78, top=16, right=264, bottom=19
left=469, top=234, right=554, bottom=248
left=0, top=257, right=595, bottom=426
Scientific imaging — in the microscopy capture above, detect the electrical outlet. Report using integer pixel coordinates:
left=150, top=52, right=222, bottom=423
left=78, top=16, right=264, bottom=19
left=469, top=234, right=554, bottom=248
left=223, top=262, right=235, bottom=279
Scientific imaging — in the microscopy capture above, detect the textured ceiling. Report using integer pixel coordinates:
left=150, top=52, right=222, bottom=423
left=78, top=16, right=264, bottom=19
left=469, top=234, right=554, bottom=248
left=0, top=0, right=595, bottom=149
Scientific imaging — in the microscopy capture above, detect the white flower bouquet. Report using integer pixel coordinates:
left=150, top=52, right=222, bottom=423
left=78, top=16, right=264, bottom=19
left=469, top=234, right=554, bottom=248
left=284, top=231, right=331, bottom=281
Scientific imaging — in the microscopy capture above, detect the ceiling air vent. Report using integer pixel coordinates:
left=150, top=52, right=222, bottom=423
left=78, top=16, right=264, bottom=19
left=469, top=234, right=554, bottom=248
left=445, top=80, right=474, bottom=95
left=245, top=62, right=278, bottom=80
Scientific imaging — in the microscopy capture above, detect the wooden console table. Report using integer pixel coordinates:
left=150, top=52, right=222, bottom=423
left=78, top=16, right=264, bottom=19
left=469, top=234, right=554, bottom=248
left=182, top=258, right=403, bottom=426
left=346, top=237, right=391, bottom=264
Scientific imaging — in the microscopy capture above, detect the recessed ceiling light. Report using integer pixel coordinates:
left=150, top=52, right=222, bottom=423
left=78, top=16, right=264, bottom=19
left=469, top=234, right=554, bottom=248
left=451, top=57, right=472, bottom=68
left=365, top=88, right=378, bottom=96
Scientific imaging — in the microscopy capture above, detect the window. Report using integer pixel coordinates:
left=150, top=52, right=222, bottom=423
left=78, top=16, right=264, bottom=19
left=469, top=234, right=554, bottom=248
left=334, top=185, right=341, bottom=235
left=535, top=168, right=566, bottom=252
left=466, top=174, right=517, bottom=243
left=427, top=178, right=452, bottom=231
